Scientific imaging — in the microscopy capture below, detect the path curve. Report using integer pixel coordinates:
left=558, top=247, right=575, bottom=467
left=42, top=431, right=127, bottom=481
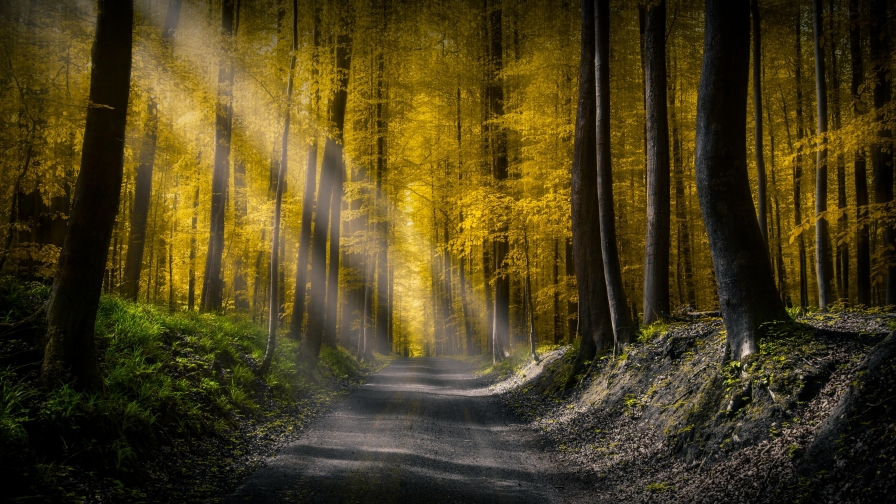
left=227, top=357, right=586, bottom=503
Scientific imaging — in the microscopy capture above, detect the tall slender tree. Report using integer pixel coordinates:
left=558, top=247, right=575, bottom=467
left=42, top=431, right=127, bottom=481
left=870, top=0, right=894, bottom=304
left=850, top=0, right=871, bottom=305
left=813, top=0, right=834, bottom=310
left=642, top=0, right=672, bottom=325
left=260, top=0, right=298, bottom=374
left=694, top=0, right=788, bottom=361
left=488, top=0, right=510, bottom=361
left=303, top=4, right=352, bottom=363
left=794, top=8, right=809, bottom=308
left=201, top=0, right=237, bottom=312
left=42, top=0, right=134, bottom=389
left=595, top=0, right=635, bottom=345
left=290, top=7, right=320, bottom=339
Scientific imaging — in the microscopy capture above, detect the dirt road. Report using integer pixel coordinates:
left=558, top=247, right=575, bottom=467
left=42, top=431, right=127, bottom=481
left=227, top=358, right=586, bottom=503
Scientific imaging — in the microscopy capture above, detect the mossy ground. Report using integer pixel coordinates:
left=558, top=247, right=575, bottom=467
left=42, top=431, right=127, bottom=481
left=0, top=277, right=378, bottom=503
left=492, top=310, right=894, bottom=503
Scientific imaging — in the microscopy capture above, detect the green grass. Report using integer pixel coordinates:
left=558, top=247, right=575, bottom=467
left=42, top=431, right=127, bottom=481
left=0, top=276, right=370, bottom=502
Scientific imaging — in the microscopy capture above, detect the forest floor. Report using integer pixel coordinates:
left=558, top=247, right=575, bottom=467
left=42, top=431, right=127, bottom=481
left=227, top=357, right=594, bottom=503
left=492, top=310, right=896, bottom=503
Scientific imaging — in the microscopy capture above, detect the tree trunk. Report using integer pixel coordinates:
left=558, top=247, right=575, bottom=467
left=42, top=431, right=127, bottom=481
left=813, top=0, right=834, bottom=310
left=694, top=0, right=788, bottom=361
left=42, top=0, right=134, bottom=389
left=260, top=0, right=297, bottom=374
left=188, top=183, right=198, bottom=310
left=290, top=8, right=320, bottom=339
left=595, top=0, right=635, bottom=344
left=202, top=0, right=236, bottom=312
left=850, top=0, right=871, bottom=306
left=827, top=0, right=848, bottom=303
left=795, top=8, right=809, bottom=308
left=487, top=0, right=510, bottom=361
left=375, top=49, right=390, bottom=355
left=567, top=0, right=613, bottom=387
left=121, top=99, right=158, bottom=301
left=752, top=0, right=768, bottom=247
left=566, top=238, right=577, bottom=343
left=233, top=159, right=250, bottom=310
left=642, top=0, right=671, bottom=325
left=303, top=8, right=352, bottom=363
left=870, top=0, right=894, bottom=305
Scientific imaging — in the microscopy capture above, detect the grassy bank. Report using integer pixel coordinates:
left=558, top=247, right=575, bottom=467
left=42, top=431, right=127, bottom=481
left=0, top=277, right=377, bottom=503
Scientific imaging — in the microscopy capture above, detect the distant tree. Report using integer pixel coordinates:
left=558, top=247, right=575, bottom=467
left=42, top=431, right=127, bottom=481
left=694, top=0, right=788, bottom=361
left=290, top=7, right=321, bottom=340
left=201, top=0, right=237, bottom=312
left=261, top=0, right=298, bottom=374
left=303, top=4, right=353, bottom=363
left=42, top=0, right=134, bottom=389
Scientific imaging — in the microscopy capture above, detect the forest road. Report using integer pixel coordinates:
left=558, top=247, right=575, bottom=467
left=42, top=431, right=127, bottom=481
left=226, top=357, right=590, bottom=504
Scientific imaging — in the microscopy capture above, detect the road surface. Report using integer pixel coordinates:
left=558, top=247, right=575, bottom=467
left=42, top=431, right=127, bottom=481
left=227, top=358, right=585, bottom=503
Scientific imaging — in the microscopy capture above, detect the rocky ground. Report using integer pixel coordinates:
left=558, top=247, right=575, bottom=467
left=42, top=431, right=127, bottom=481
left=492, top=311, right=896, bottom=503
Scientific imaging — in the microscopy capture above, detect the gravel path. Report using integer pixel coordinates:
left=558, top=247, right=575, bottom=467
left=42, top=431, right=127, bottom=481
left=227, top=358, right=588, bottom=503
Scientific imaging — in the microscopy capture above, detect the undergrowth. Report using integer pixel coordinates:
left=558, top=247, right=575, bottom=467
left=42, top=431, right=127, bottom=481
left=0, top=276, right=371, bottom=502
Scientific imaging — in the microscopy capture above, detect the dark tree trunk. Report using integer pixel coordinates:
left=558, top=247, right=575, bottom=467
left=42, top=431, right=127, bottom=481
left=694, top=0, right=788, bottom=361
left=233, top=159, right=250, bottom=310
left=42, top=0, right=134, bottom=389
left=850, top=0, right=871, bottom=306
left=827, top=0, right=848, bottom=302
left=566, top=238, right=577, bottom=343
left=375, top=48, right=390, bottom=354
left=795, top=8, right=809, bottom=308
left=567, top=0, right=613, bottom=387
left=813, top=0, right=834, bottom=310
left=482, top=242, right=494, bottom=355
left=487, top=0, right=510, bottom=361
left=121, top=99, right=158, bottom=301
left=303, top=8, right=352, bottom=363
left=642, top=0, right=671, bottom=325
left=552, top=238, right=561, bottom=344
left=595, top=0, right=635, bottom=344
left=202, top=0, right=236, bottom=312
left=752, top=0, right=768, bottom=247
left=188, top=183, right=198, bottom=310
left=870, top=0, right=894, bottom=304
left=290, top=8, right=320, bottom=339
left=261, top=0, right=297, bottom=374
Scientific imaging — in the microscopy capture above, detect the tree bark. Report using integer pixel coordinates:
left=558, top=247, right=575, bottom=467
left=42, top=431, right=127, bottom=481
left=42, top=0, right=134, bottom=389
left=567, top=0, right=613, bottom=387
left=375, top=47, right=390, bottom=354
left=813, top=0, right=834, bottom=310
left=488, top=0, right=510, bottom=361
left=202, top=0, right=236, bottom=312
left=642, top=0, right=671, bottom=326
left=694, top=0, right=788, bottom=361
left=870, top=0, right=894, bottom=305
left=828, top=0, right=848, bottom=303
left=850, top=0, right=871, bottom=306
left=794, top=8, right=809, bottom=308
left=595, top=0, right=635, bottom=344
left=752, top=0, right=768, bottom=247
